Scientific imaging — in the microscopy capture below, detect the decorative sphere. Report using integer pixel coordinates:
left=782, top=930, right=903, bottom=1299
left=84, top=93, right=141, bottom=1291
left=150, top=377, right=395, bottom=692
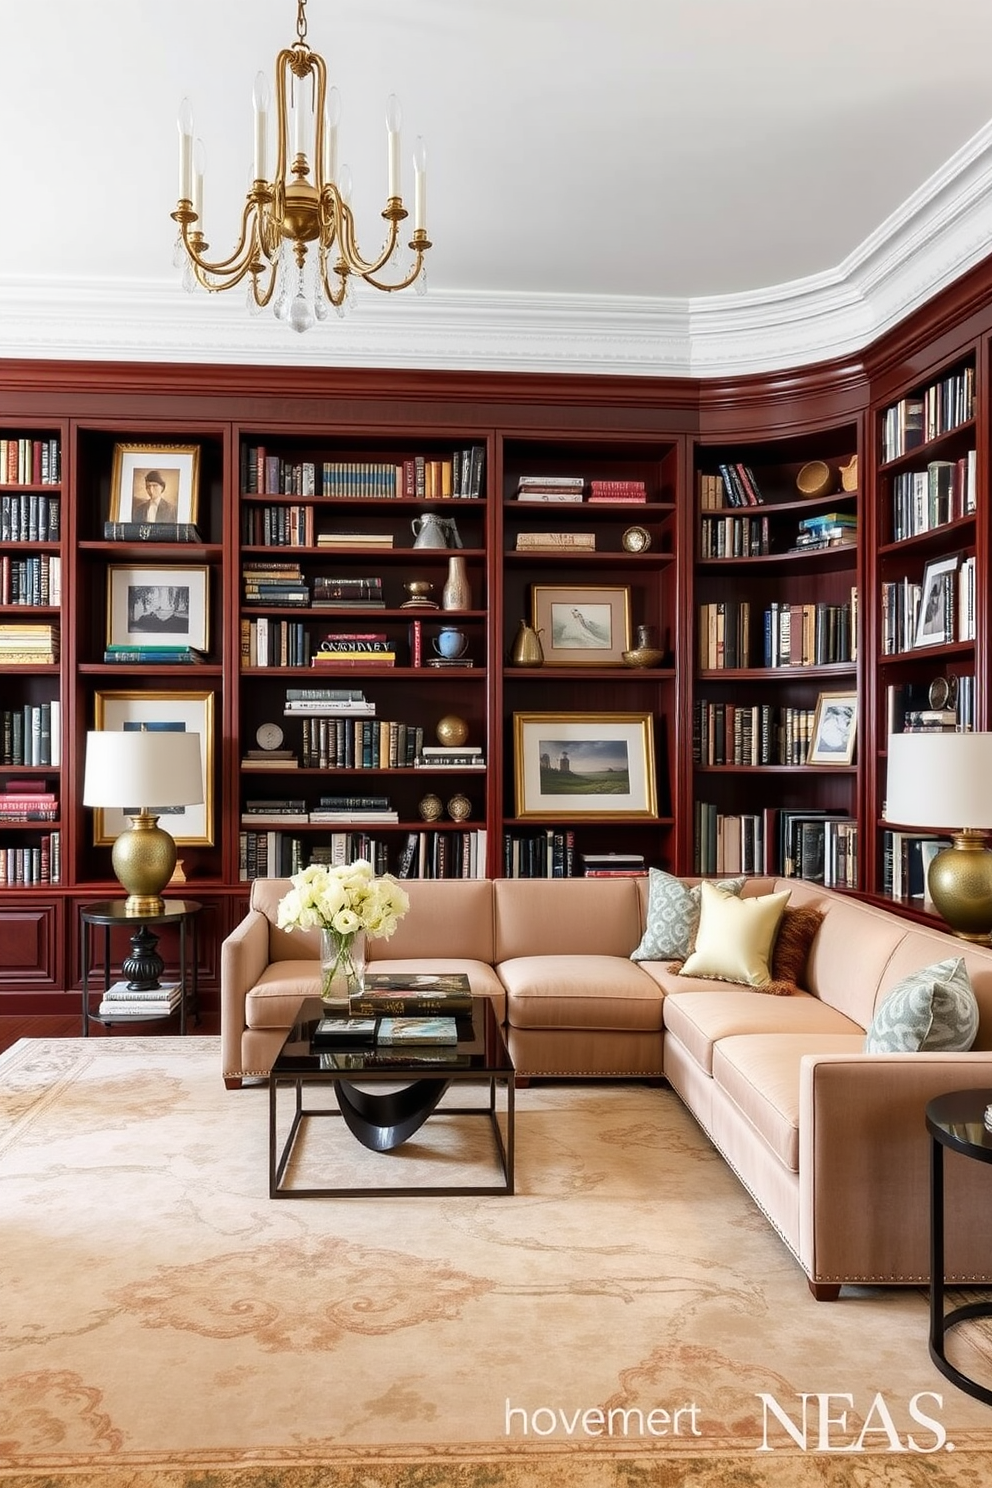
left=447, top=794, right=472, bottom=822
left=418, top=793, right=444, bottom=822
left=436, top=714, right=469, bottom=747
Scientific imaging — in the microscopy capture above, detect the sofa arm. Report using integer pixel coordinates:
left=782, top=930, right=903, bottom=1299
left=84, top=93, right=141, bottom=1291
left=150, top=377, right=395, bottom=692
left=220, top=908, right=270, bottom=1082
left=799, top=1051, right=992, bottom=1288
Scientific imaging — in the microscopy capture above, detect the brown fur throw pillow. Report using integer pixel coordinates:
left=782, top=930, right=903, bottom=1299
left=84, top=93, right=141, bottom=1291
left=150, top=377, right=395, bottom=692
left=765, top=905, right=825, bottom=995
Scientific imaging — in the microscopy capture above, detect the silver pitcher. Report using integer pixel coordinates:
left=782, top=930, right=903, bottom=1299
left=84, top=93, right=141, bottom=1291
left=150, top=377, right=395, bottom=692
left=411, top=513, right=463, bottom=549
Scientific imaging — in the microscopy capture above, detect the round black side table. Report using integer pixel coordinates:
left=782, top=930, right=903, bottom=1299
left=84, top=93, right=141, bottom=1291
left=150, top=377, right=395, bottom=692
left=79, top=899, right=202, bottom=1036
left=926, top=1088, right=992, bottom=1405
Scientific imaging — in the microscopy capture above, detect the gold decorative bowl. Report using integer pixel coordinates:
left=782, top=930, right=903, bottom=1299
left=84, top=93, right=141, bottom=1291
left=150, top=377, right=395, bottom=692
left=796, top=461, right=833, bottom=499
left=622, top=646, right=666, bottom=669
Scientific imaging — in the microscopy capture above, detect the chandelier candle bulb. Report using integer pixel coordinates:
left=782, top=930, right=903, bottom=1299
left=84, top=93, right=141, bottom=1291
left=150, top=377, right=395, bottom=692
left=323, top=87, right=340, bottom=184
left=414, top=137, right=427, bottom=233
left=178, top=99, right=194, bottom=200
left=253, top=72, right=269, bottom=180
left=192, top=139, right=205, bottom=224
left=386, top=94, right=402, bottom=199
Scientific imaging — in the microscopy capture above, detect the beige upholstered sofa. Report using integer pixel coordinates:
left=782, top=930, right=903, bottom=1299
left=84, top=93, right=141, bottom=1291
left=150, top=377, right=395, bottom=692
left=221, top=874, right=992, bottom=1298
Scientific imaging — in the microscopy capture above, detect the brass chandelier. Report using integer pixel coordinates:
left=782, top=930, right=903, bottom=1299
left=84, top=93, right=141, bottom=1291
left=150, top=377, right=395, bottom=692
left=171, top=0, right=431, bottom=333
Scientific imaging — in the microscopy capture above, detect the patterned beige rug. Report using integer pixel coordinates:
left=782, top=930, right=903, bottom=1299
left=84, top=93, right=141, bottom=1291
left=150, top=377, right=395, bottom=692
left=2, top=1036, right=992, bottom=1488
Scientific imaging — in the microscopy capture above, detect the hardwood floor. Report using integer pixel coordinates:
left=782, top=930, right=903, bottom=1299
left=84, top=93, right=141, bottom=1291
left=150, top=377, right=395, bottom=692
left=0, top=1011, right=219, bottom=1056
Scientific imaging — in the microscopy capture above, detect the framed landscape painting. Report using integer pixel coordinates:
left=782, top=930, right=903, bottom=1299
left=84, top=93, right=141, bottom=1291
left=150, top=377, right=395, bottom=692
left=107, top=565, right=209, bottom=651
left=109, top=443, right=200, bottom=525
left=530, top=585, right=632, bottom=667
left=513, top=711, right=657, bottom=819
left=92, top=690, right=214, bottom=845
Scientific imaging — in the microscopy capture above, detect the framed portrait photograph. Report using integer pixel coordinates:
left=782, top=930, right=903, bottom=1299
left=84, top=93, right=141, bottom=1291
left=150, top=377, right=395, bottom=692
left=92, top=690, right=214, bottom=845
left=107, top=565, right=209, bottom=651
left=513, top=711, right=657, bottom=819
left=109, top=444, right=200, bottom=525
left=807, top=691, right=858, bottom=766
left=914, top=554, right=960, bottom=648
left=530, top=585, right=631, bottom=667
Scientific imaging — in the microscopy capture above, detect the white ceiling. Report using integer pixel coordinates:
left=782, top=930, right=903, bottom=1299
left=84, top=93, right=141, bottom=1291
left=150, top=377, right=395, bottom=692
left=4, top=0, right=992, bottom=375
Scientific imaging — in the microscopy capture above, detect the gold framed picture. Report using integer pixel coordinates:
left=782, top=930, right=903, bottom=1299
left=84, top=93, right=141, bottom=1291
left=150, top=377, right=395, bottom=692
left=109, top=444, right=201, bottom=525
left=92, top=690, right=214, bottom=845
left=530, top=585, right=631, bottom=667
left=513, top=711, right=657, bottom=819
left=807, top=691, right=858, bottom=766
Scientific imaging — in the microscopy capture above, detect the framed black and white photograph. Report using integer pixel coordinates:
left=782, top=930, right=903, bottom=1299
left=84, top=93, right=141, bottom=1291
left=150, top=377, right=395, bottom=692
left=109, top=443, right=200, bottom=525
left=530, top=585, right=631, bottom=667
left=92, top=690, right=214, bottom=845
left=807, top=691, right=858, bottom=766
left=107, top=565, right=209, bottom=651
left=914, top=554, right=960, bottom=648
left=513, top=711, right=657, bottom=819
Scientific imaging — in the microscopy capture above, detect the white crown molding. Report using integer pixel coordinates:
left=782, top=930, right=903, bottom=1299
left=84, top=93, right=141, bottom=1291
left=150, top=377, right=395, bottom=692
left=2, top=124, right=992, bottom=379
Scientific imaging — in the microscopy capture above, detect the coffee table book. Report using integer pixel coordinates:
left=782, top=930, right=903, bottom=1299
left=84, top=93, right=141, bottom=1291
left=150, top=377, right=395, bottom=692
left=350, top=971, right=473, bottom=1016
left=377, top=1017, right=459, bottom=1045
left=311, top=1016, right=377, bottom=1047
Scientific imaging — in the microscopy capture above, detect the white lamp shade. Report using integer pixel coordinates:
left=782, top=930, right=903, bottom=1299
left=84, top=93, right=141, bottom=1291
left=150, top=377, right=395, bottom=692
left=884, top=732, right=992, bottom=830
left=83, top=730, right=204, bottom=811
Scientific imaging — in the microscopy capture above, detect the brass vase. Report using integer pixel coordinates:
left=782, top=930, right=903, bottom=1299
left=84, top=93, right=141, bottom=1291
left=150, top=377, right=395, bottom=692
left=511, top=620, right=544, bottom=667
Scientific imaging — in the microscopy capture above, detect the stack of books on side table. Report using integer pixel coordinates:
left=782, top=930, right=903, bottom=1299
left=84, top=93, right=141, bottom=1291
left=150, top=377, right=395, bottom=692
left=98, top=980, right=182, bottom=1017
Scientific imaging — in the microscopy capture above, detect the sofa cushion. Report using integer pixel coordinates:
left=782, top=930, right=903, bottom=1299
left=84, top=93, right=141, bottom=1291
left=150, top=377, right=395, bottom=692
left=499, top=955, right=664, bottom=1031
left=494, top=878, right=643, bottom=960
left=767, top=905, right=825, bottom=994
left=712, top=1032, right=867, bottom=1171
left=679, top=883, right=790, bottom=987
left=663, top=988, right=863, bottom=1075
left=864, top=957, right=979, bottom=1053
left=631, top=869, right=745, bottom=962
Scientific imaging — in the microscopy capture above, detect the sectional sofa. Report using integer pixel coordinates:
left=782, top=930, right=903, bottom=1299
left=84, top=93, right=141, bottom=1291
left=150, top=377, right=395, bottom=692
left=221, top=874, right=992, bottom=1298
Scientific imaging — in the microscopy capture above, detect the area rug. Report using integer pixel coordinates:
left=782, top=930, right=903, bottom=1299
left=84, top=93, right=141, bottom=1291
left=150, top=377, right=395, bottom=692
left=2, top=1036, right=992, bottom=1488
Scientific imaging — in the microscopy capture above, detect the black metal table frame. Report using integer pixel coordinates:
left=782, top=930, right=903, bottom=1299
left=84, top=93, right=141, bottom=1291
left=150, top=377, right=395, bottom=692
left=927, top=1088, right=992, bottom=1406
left=269, top=1065, right=515, bottom=1199
left=80, top=900, right=201, bottom=1036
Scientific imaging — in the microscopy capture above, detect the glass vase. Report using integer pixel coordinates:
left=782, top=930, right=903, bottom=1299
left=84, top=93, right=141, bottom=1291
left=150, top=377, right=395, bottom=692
left=320, top=928, right=367, bottom=1012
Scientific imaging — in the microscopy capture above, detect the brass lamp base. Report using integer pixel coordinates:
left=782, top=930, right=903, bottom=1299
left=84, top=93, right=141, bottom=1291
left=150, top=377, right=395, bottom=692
left=111, top=812, right=177, bottom=917
left=927, top=831, right=992, bottom=945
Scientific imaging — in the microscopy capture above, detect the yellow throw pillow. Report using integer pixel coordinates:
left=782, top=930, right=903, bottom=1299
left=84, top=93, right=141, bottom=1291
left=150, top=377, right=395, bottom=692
left=678, top=881, right=791, bottom=987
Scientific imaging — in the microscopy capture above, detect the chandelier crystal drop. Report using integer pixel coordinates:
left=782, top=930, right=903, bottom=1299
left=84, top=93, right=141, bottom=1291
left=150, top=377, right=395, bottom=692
left=170, top=0, right=431, bottom=333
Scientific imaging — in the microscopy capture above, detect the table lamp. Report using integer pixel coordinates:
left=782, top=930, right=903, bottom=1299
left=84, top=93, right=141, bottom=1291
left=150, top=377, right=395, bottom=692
left=83, top=729, right=204, bottom=914
left=884, top=732, right=992, bottom=943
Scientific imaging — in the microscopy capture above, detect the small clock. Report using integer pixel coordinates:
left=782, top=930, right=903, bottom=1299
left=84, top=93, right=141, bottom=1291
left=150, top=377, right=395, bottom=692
left=622, top=525, right=651, bottom=553
left=928, top=676, right=957, bottom=711
left=256, top=722, right=285, bottom=752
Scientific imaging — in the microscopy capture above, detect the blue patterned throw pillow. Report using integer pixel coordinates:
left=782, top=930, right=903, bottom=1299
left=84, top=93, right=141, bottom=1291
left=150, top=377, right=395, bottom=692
left=630, top=870, right=745, bottom=962
left=864, top=957, right=979, bottom=1053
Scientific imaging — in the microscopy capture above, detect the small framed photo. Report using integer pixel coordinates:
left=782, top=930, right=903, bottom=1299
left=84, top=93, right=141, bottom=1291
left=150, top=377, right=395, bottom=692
left=92, top=690, right=214, bottom=845
left=914, top=555, right=960, bottom=648
left=513, top=711, right=657, bottom=819
left=530, top=585, right=631, bottom=667
left=109, top=444, right=200, bottom=525
left=107, top=566, right=209, bottom=651
left=807, top=692, right=858, bottom=766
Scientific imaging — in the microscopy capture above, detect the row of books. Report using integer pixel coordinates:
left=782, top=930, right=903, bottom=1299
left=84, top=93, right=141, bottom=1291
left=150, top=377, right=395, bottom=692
left=693, top=702, right=817, bottom=767
left=0, top=779, right=58, bottom=821
left=243, top=504, right=316, bottom=548
left=241, top=618, right=314, bottom=669
left=698, top=464, right=766, bottom=510
left=241, top=447, right=486, bottom=500
left=695, top=803, right=858, bottom=885
left=880, top=831, right=949, bottom=903
left=0, top=832, right=60, bottom=885
left=1, top=702, right=60, bottom=766
left=16, top=563, right=58, bottom=617
left=395, top=828, right=488, bottom=879
left=880, top=365, right=975, bottom=463
left=0, top=622, right=59, bottom=665
left=1, top=492, right=60, bottom=542
left=890, top=454, right=977, bottom=541
left=880, top=557, right=975, bottom=656
left=699, top=513, right=770, bottom=559
left=698, top=596, right=856, bottom=670
left=0, top=437, right=61, bottom=487
left=96, top=980, right=182, bottom=1018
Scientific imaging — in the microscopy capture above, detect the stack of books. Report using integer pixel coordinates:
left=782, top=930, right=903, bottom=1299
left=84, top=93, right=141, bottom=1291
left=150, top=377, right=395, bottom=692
left=103, top=644, right=204, bottom=665
left=515, top=532, right=596, bottom=551
left=0, top=778, right=58, bottom=821
left=312, top=576, right=385, bottom=608
left=283, top=687, right=375, bottom=717
left=242, top=798, right=308, bottom=826
left=316, top=532, right=395, bottom=549
left=242, top=560, right=309, bottom=606
left=793, top=512, right=858, bottom=551
left=587, top=479, right=647, bottom=503
left=309, top=795, right=399, bottom=824
left=580, top=851, right=646, bottom=877
left=313, top=634, right=396, bottom=667
left=97, top=980, right=182, bottom=1018
left=0, top=622, right=58, bottom=664
left=350, top=972, right=473, bottom=1018
left=514, top=475, right=585, bottom=502
left=416, top=745, right=485, bottom=769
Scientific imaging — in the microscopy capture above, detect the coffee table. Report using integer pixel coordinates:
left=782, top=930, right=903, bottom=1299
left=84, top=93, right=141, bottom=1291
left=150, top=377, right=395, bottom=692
left=269, top=995, right=515, bottom=1198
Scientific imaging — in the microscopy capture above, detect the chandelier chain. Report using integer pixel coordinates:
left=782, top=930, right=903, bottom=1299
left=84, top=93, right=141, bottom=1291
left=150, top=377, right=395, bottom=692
left=297, top=0, right=307, bottom=44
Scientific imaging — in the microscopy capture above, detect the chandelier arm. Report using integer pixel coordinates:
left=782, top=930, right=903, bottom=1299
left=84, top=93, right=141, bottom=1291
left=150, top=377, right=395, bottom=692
left=326, top=192, right=406, bottom=280
left=173, top=197, right=269, bottom=280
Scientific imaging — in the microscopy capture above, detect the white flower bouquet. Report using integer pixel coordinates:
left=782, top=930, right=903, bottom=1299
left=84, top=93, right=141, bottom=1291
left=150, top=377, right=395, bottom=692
left=276, top=859, right=409, bottom=1007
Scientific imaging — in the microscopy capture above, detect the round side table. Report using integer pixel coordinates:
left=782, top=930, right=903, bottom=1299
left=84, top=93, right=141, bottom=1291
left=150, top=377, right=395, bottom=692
left=926, top=1088, right=992, bottom=1405
left=80, top=899, right=202, bottom=1036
